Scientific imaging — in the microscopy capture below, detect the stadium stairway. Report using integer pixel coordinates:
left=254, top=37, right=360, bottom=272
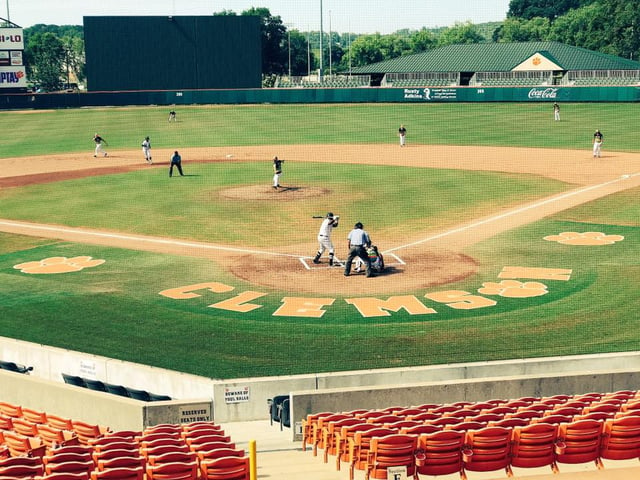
left=221, top=420, right=640, bottom=480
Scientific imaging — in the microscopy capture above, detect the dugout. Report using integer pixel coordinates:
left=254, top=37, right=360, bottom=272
left=83, top=16, right=261, bottom=92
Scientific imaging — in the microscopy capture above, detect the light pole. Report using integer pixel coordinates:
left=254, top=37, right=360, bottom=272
left=307, top=26, right=311, bottom=77
left=319, top=0, right=323, bottom=81
left=328, top=10, right=332, bottom=77
left=285, top=23, right=293, bottom=78
left=6, top=0, right=10, bottom=22
left=288, top=30, right=291, bottom=77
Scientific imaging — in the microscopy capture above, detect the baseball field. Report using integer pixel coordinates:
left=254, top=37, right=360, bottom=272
left=0, top=102, right=639, bottom=379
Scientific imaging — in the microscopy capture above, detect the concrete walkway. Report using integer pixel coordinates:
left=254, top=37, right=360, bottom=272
left=222, top=420, right=640, bottom=480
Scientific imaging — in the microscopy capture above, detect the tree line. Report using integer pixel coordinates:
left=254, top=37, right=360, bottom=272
left=18, top=0, right=640, bottom=91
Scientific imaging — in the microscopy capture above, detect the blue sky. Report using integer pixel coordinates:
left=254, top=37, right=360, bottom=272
left=6, top=0, right=511, bottom=33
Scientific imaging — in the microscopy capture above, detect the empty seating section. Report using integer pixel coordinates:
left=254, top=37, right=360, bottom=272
left=475, top=71, right=552, bottom=86
left=277, top=75, right=371, bottom=88
left=61, top=373, right=171, bottom=402
left=385, top=73, right=458, bottom=87
left=569, top=70, right=640, bottom=85
left=301, top=389, right=640, bottom=479
left=0, top=400, right=249, bottom=480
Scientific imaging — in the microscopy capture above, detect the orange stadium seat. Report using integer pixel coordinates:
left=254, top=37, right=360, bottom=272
left=44, top=459, right=94, bottom=476
left=47, top=414, right=75, bottom=431
left=90, top=466, right=144, bottom=480
left=71, top=420, right=111, bottom=445
left=444, top=420, right=487, bottom=432
left=21, top=407, right=48, bottom=424
left=36, top=423, right=80, bottom=450
left=312, top=413, right=352, bottom=456
left=92, top=447, right=142, bottom=464
left=414, top=429, right=465, bottom=478
left=461, top=426, right=513, bottom=479
left=146, top=450, right=197, bottom=466
left=187, top=441, right=235, bottom=454
left=599, top=415, right=640, bottom=463
left=146, top=460, right=198, bottom=480
left=398, top=424, right=439, bottom=436
left=199, top=456, right=250, bottom=480
left=9, top=416, right=39, bottom=436
left=196, top=447, right=244, bottom=462
left=334, top=423, right=380, bottom=470
left=2, top=430, right=47, bottom=457
left=510, top=422, right=559, bottom=474
left=532, top=414, right=575, bottom=426
left=488, top=417, right=529, bottom=429
left=95, top=454, right=146, bottom=471
left=0, top=401, right=23, bottom=418
left=554, top=419, right=604, bottom=471
left=321, top=417, right=361, bottom=463
left=301, top=411, right=336, bottom=452
left=36, top=472, right=90, bottom=480
left=348, top=427, right=396, bottom=480
left=364, top=434, right=417, bottom=480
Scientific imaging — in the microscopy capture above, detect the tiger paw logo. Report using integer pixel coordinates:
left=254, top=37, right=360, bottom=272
left=543, top=232, right=624, bottom=246
left=14, top=256, right=105, bottom=274
left=478, top=280, right=548, bottom=298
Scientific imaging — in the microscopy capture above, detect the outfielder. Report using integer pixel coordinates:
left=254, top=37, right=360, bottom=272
left=593, top=129, right=603, bottom=158
left=93, top=133, right=108, bottom=157
left=141, top=136, right=152, bottom=164
left=313, top=212, right=339, bottom=266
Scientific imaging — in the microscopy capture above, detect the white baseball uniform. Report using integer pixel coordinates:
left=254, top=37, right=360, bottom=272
left=593, top=131, right=603, bottom=158
left=313, top=215, right=339, bottom=264
left=142, top=138, right=152, bottom=164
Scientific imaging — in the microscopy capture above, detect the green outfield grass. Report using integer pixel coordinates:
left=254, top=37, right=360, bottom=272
left=0, top=102, right=639, bottom=157
left=0, top=103, right=639, bottom=379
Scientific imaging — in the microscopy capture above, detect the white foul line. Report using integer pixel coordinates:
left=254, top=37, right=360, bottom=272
left=384, top=173, right=640, bottom=254
left=2, top=173, right=637, bottom=264
left=0, top=220, right=306, bottom=259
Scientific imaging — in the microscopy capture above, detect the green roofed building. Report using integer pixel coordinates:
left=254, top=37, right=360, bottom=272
left=350, top=42, right=640, bottom=88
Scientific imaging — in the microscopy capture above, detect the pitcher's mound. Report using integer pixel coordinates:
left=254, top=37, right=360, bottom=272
left=220, top=185, right=328, bottom=200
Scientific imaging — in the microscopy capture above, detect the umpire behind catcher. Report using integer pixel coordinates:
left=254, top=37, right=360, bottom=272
left=344, top=222, right=374, bottom=278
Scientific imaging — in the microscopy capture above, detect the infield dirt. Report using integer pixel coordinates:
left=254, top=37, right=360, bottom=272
left=1, top=144, right=639, bottom=295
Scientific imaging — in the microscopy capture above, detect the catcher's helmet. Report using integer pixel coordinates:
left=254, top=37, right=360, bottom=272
left=327, top=212, right=334, bottom=218
left=355, top=222, right=363, bottom=229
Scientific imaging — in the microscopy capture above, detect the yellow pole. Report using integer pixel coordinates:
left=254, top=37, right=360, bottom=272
left=249, top=439, right=257, bottom=480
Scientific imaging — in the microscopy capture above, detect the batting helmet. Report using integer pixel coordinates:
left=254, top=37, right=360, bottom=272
left=327, top=212, right=334, bottom=218
left=355, top=222, right=363, bottom=229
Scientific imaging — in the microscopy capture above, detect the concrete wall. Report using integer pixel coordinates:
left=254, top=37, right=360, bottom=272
left=0, top=370, right=212, bottom=431
left=289, top=369, right=640, bottom=441
left=2, top=336, right=640, bottom=427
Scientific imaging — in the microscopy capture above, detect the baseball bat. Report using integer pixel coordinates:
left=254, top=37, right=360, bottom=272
left=312, top=216, right=323, bottom=219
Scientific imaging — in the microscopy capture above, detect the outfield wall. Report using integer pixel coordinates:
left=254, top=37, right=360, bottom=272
left=1, top=85, right=639, bottom=109
left=2, top=336, right=640, bottom=431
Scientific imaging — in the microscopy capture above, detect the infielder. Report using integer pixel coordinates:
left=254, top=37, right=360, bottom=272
left=553, top=103, right=560, bottom=121
left=141, top=136, right=152, bottom=164
left=93, top=133, right=108, bottom=157
left=313, top=212, right=339, bottom=266
left=593, top=129, right=603, bottom=158
left=398, top=124, right=407, bottom=146
left=272, top=156, right=284, bottom=190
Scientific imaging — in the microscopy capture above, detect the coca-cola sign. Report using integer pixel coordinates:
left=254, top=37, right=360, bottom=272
left=528, top=87, right=559, bottom=99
